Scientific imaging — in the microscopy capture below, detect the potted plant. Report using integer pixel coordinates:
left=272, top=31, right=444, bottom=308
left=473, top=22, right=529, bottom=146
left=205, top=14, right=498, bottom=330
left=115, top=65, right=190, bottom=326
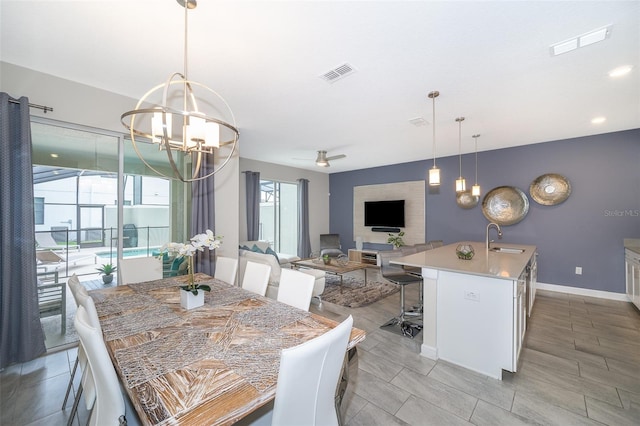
left=160, top=229, right=223, bottom=309
left=97, top=263, right=117, bottom=284
left=387, top=231, right=405, bottom=249
left=322, top=254, right=331, bottom=265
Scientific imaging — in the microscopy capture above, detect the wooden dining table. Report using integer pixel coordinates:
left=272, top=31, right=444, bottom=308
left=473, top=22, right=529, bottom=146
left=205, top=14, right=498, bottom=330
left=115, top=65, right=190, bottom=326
left=89, top=273, right=366, bottom=425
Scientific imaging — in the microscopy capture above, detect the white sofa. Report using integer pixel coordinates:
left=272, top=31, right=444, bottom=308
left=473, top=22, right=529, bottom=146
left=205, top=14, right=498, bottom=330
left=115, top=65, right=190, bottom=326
left=238, top=248, right=325, bottom=301
left=240, top=240, right=301, bottom=265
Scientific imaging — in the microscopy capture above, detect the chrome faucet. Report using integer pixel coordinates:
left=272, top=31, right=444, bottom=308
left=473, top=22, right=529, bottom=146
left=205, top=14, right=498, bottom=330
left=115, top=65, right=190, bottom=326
left=486, top=222, right=503, bottom=249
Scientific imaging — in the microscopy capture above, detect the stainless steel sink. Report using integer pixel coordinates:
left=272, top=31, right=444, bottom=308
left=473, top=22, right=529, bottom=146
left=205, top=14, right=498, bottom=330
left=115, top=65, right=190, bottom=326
left=490, top=247, right=525, bottom=254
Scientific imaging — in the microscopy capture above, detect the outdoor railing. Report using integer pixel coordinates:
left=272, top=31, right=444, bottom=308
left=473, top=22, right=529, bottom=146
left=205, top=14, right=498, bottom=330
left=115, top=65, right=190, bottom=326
left=35, top=226, right=170, bottom=277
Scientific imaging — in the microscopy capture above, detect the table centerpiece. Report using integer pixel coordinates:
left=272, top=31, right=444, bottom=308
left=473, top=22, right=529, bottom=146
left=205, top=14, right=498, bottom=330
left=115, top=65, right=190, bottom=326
left=160, top=229, right=222, bottom=309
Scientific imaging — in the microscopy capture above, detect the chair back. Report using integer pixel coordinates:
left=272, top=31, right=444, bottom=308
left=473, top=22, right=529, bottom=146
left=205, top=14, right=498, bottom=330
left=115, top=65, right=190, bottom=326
left=320, top=234, right=341, bottom=250
left=320, top=234, right=344, bottom=258
left=74, top=285, right=103, bottom=334
left=428, top=240, right=444, bottom=249
left=277, top=269, right=315, bottom=311
left=241, top=261, right=271, bottom=296
left=119, top=256, right=162, bottom=285
left=378, top=250, right=409, bottom=278
left=272, top=315, right=354, bottom=426
left=215, top=256, right=239, bottom=285
left=74, top=306, right=126, bottom=426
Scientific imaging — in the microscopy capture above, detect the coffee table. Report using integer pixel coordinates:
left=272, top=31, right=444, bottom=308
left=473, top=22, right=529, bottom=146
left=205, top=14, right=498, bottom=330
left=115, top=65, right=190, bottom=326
left=291, top=258, right=372, bottom=285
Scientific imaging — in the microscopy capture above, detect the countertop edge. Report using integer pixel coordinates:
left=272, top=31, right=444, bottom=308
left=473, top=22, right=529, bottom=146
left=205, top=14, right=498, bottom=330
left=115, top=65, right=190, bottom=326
left=391, top=241, right=537, bottom=281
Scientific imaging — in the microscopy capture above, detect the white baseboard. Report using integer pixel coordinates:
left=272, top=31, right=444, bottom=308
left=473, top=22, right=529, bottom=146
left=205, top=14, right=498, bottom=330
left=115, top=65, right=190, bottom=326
left=420, top=344, right=438, bottom=360
left=537, top=282, right=630, bottom=302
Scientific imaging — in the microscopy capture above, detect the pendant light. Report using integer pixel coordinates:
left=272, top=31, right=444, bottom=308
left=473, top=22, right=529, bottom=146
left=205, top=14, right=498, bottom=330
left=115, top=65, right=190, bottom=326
left=121, top=0, right=239, bottom=182
left=427, top=91, right=440, bottom=186
left=472, top=134, right=481, bottom=196
left=455, top=117, right=466, bottom=192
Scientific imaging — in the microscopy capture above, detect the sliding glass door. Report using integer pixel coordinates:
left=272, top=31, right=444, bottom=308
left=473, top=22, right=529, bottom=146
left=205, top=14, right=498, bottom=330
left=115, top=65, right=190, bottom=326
left=31, top=120, right=188, bottom=278
left=260, top=180, right=298, bottom=254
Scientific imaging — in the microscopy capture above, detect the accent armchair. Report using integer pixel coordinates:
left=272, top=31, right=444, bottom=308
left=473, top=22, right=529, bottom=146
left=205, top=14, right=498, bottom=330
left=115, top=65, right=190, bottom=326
left=320, top=234, right=344, bottom=258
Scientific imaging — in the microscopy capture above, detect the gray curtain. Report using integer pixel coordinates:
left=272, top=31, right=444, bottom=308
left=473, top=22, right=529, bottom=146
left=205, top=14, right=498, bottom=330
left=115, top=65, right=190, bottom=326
left=297, top=178, right=312, bottom=258
left=191, top=153, right=215, bottom=276
left=0, top=93, right=46, bottom=368
left=244, top=171, right=260, bottom=241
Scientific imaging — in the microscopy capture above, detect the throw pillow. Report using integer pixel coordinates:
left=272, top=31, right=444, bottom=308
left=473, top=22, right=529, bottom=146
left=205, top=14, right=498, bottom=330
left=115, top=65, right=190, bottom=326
left=265, top=246, right=280, bottom=263
left=239, top=245, right=251, bottom=251
left=251, top=244, right=265, bottom=254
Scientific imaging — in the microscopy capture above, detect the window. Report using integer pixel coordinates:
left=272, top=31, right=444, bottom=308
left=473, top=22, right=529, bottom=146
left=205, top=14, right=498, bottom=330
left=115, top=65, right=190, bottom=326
left=260, top=180, right=298, bottom=254
left=34, top=197, right=44, bottom=224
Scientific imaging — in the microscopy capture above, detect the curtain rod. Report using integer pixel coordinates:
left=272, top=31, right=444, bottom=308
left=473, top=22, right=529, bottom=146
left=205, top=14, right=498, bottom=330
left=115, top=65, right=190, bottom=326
left=8, top=98, right=53, bottom=114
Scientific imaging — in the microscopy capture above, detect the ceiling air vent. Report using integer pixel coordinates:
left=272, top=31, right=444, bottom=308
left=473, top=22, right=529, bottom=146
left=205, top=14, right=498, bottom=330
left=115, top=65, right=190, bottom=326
left=409, top=117, right=427, bottom=126
left=319, top=63, right=357, bottom=83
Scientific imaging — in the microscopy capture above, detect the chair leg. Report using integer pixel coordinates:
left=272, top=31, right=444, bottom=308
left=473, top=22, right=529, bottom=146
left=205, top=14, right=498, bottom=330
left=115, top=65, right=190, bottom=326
left=67, top=383, right=83, bottom=426
left=381, top=283, right=423, bottom=338
left=412, top=280, right=424, bottom=313
left=62, top=356, right=79, bottom=409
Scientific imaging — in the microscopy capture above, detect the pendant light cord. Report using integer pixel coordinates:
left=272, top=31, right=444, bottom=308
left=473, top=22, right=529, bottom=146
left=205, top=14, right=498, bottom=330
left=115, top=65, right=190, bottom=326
left=474, top=135, right=478, bottom=184
left=458, top=119, right=462, bottom=177
left=432, top=95, right=436, bottom=167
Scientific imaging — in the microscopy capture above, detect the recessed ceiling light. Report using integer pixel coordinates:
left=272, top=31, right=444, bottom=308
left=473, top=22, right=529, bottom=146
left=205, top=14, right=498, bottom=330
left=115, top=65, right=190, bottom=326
left=50, top=153, right=59, bottom=158
left=551, top=39, right=578, bottom=56
left=550, top=25, right=612, bottom=56
left=578, top=26, right=610, bottom=47
left=608, top=65, right=633, bottom=78
left=591, top=116, right=606, bottom=124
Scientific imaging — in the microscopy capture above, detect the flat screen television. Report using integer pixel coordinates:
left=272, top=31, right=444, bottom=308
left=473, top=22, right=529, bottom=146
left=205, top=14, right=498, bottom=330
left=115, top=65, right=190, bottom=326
left=364, top=200, right=405, bottom=227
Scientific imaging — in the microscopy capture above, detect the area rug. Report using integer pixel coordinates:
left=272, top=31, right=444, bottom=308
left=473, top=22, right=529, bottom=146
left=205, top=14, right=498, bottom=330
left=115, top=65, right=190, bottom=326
left=321, top=275, right=399, bottom=308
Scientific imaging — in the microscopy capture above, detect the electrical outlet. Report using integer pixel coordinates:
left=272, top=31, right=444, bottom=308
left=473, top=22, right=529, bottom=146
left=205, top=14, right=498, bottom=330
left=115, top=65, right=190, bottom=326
left=575, top=266, right=582, bottom=275
left=464, top=290, right=479, bottom=301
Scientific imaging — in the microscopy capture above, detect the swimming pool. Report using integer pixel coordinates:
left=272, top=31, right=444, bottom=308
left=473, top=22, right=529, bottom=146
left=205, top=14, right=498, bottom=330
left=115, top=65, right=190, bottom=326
left=96, top=247, right=161, bottom=259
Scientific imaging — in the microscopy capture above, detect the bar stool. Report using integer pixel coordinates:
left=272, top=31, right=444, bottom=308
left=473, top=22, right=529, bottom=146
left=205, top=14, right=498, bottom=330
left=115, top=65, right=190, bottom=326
left=378, top=250, right=423, bottom=338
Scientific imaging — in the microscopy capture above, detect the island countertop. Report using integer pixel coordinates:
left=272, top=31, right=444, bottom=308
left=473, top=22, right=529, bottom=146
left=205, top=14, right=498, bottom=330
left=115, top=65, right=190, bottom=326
left=391, top=241, right=537, bottom=280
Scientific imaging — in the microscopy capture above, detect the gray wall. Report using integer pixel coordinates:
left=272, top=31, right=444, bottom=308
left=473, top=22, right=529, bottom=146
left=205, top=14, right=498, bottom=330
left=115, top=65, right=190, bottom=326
left=330, top=129, right=640, bottom=294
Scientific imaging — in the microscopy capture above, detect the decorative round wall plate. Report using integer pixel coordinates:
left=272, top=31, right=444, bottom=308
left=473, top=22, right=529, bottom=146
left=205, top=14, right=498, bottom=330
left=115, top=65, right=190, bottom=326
left=529, top=173, right=571, bottom=205
left=456, top=190, right=479, bottom=209
left=482, top=186, right=529, bottom=225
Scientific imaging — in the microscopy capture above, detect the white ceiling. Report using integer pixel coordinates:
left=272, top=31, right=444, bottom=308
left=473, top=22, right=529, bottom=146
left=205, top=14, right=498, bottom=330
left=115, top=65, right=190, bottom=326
left=2, top=1, right=639, bottom=173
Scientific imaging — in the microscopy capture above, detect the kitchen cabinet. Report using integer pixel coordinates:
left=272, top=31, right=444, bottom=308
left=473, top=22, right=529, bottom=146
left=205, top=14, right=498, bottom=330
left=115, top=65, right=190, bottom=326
left=626, top=248, right=640, bottom=310
left=436, top=267, right=527, bottom=380
left=394, top=241, right=537, bottom=380
left=527, top=253, right=538, bottom=317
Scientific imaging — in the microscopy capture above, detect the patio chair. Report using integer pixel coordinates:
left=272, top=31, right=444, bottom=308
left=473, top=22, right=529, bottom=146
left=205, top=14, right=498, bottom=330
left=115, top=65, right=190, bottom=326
left=37, top=273, right=66, bottom=334
left=35, top=231, right=79, bottom=251
left=36, top=249, right=97, bottom=272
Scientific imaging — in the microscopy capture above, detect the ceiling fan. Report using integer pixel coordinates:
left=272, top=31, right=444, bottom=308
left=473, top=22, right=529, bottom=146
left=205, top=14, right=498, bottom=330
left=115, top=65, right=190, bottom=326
left=315, top=150, right=346, bottom=167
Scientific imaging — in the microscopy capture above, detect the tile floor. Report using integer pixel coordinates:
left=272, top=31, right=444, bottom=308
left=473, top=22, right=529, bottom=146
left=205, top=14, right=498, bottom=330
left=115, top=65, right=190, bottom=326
left=2, top=272, right=639, bottom=426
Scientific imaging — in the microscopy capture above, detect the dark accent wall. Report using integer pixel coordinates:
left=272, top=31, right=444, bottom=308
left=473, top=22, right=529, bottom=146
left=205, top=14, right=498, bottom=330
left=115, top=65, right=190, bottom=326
left=330, top=129, right=640, bottom=294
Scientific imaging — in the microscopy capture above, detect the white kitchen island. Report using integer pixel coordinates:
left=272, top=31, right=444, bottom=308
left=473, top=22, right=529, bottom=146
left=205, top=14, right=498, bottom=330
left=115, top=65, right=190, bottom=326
left=391, top=241, right=537, bottom=380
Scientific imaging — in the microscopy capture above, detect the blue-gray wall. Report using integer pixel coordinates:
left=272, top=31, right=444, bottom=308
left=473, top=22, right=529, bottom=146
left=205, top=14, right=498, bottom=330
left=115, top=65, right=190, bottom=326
left=329, top=129, right=640, bottom=294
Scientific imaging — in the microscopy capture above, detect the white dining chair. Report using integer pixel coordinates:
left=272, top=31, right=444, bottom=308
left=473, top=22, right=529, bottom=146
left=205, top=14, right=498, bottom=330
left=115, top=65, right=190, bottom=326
left=63, top=274, right=84, bottom=410
left=66, top=278, right=102, bottom=425
left=271, top=315, right=354, bottom=426
left=74, top=305, right=128, bottom=426
left=241, top=261, right=271, bottom=296
left=277, top=268, right=315, bottom=311
left=118, top=256, right=163, bottom=285
left=214, top=256, right=238, bottom=285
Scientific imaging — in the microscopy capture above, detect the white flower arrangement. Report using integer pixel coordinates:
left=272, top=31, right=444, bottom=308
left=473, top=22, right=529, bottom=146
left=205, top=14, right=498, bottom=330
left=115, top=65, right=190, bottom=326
left=160, top=229, right=223, bottom=294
